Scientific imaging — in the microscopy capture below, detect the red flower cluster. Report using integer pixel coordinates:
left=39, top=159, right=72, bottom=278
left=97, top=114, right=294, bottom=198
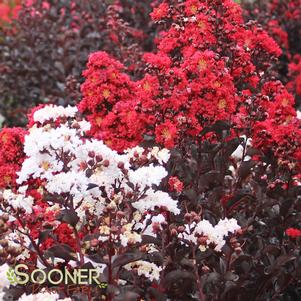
left=0, top=127, right=25, bottom=188
left=80, top=0, right=298, bottom=161
left=288, top=54, right=301, bottom=101
left=79, top=51, right=148, bottom=150
left=0, top=0, right=21, bottom=25
left=242, top=0, right=301, bottom=106
left=252, top=120, right=301, bottom=170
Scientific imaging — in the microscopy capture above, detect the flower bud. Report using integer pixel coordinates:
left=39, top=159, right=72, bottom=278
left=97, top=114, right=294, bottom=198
left=103, top=160, right=110, bottom=167
left=177, top=226, right=185, bottom=233
left=88, top=159, right=95, bottom=166
left=117, top=162, right=125, bottom=169
left=88, top=151, right=95, bottom=158
left=170, top=228, right=178, bottom=236
left=0, top=248, right=7, bottom=257
left=91, top=239, right=99, bottom=247
left=184, top=213, right=192, bottom=222
left=96, top=155, right=103, bottom=162
left=7, top=257, right=16, bottom=265
left=1, top=214, right=9, bottom=222
left=80, top=162, right=88, bottom=170
left=110, top=226, right=119, bottom=234
left=116, top=211, right=125, bottom=219
left=197, top=236, right=208, bottom=245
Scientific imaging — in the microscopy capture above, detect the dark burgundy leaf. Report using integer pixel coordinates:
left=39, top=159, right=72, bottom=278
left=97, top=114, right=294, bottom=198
left=46, top=243, right=77, bottom=261
left=112, top=252, right=143, bottom=268
left=238, top=160, right=256, bottom=180
left=57, top=209, right=79, bottom=227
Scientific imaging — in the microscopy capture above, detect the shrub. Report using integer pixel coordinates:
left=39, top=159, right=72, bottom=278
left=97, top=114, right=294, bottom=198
left=0, top=0, right=155, bottom=126
left=0, top=105, right=241, bottom=300
left=78, top=0, right=301, bottom=299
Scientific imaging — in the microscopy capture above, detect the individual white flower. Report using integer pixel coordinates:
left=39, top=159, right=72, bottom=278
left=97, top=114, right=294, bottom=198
left=135, top=214, right=167, bottom=237
left=82, top=257, right=106, bottom=274
left=133, top=189, right=180, bottom=215
left=215, top=218, right=241, bottom=235
left=117, top=279, right=127, bottom=285
left=124, top=260, right=162, bottom=281
left=231, top=136, right=252, bottom=161
left=77, top=120, right=91, bottom=133
left=77, top=196, right=104, bottom=221
left=33, top=104, right=77, bottom=124
left=128, top=164, right=167, bottom=189
left=297, top=111, right=301, bottom=119
left=125, top=146, right=145, bottom=159
left=0, top=112, right=4, bottom=126
left=46, top=257, right=65, bottom=266
left=16, top=248, right=31, bottom=261
left=181, top=218, right=240, bottom=252
left=120, top=223, right=142, bottom=246
left=4, top=232, right=31, bottom=250
left=145, top=244, right=160, bottom=254
left=149, top=146, right=170, bottom=164
left=17, top=153, right=64, bottom=184
left=3, top=189, right=34, bottom=214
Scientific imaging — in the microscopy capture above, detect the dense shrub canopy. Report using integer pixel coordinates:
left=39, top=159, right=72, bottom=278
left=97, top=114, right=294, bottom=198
left=0, top=0, right=300, bottom=300
left=0, top=0, right=155, bottom=126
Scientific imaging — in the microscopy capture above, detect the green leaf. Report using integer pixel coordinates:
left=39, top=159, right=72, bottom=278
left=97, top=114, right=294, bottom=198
left=6, top=268, right=18, bottom=285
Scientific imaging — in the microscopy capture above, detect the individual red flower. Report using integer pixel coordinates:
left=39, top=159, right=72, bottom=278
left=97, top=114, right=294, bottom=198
left=168, top=176, right=184, bottom=193
left=155, top=121, right=178, bottom=149
left=286, top=228, right=301, bottom=238
left=0, top=163, right=19, bottom=189
left=54, top=223, right=77, bottom=250
left=150, top=2, right=169, bottom=21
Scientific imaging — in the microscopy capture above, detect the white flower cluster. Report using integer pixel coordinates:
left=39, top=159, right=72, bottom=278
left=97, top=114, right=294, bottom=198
left=125, top=146, right=170, bottom=165
left=124, top=260, right=162, bottom=281
left=128, top=164, right=167, bottom=189
left=33, top=105, right=78, bottom=124
left=3, top=105, right=179, bottom=245
left=182, top=218, right=241, bottom=252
